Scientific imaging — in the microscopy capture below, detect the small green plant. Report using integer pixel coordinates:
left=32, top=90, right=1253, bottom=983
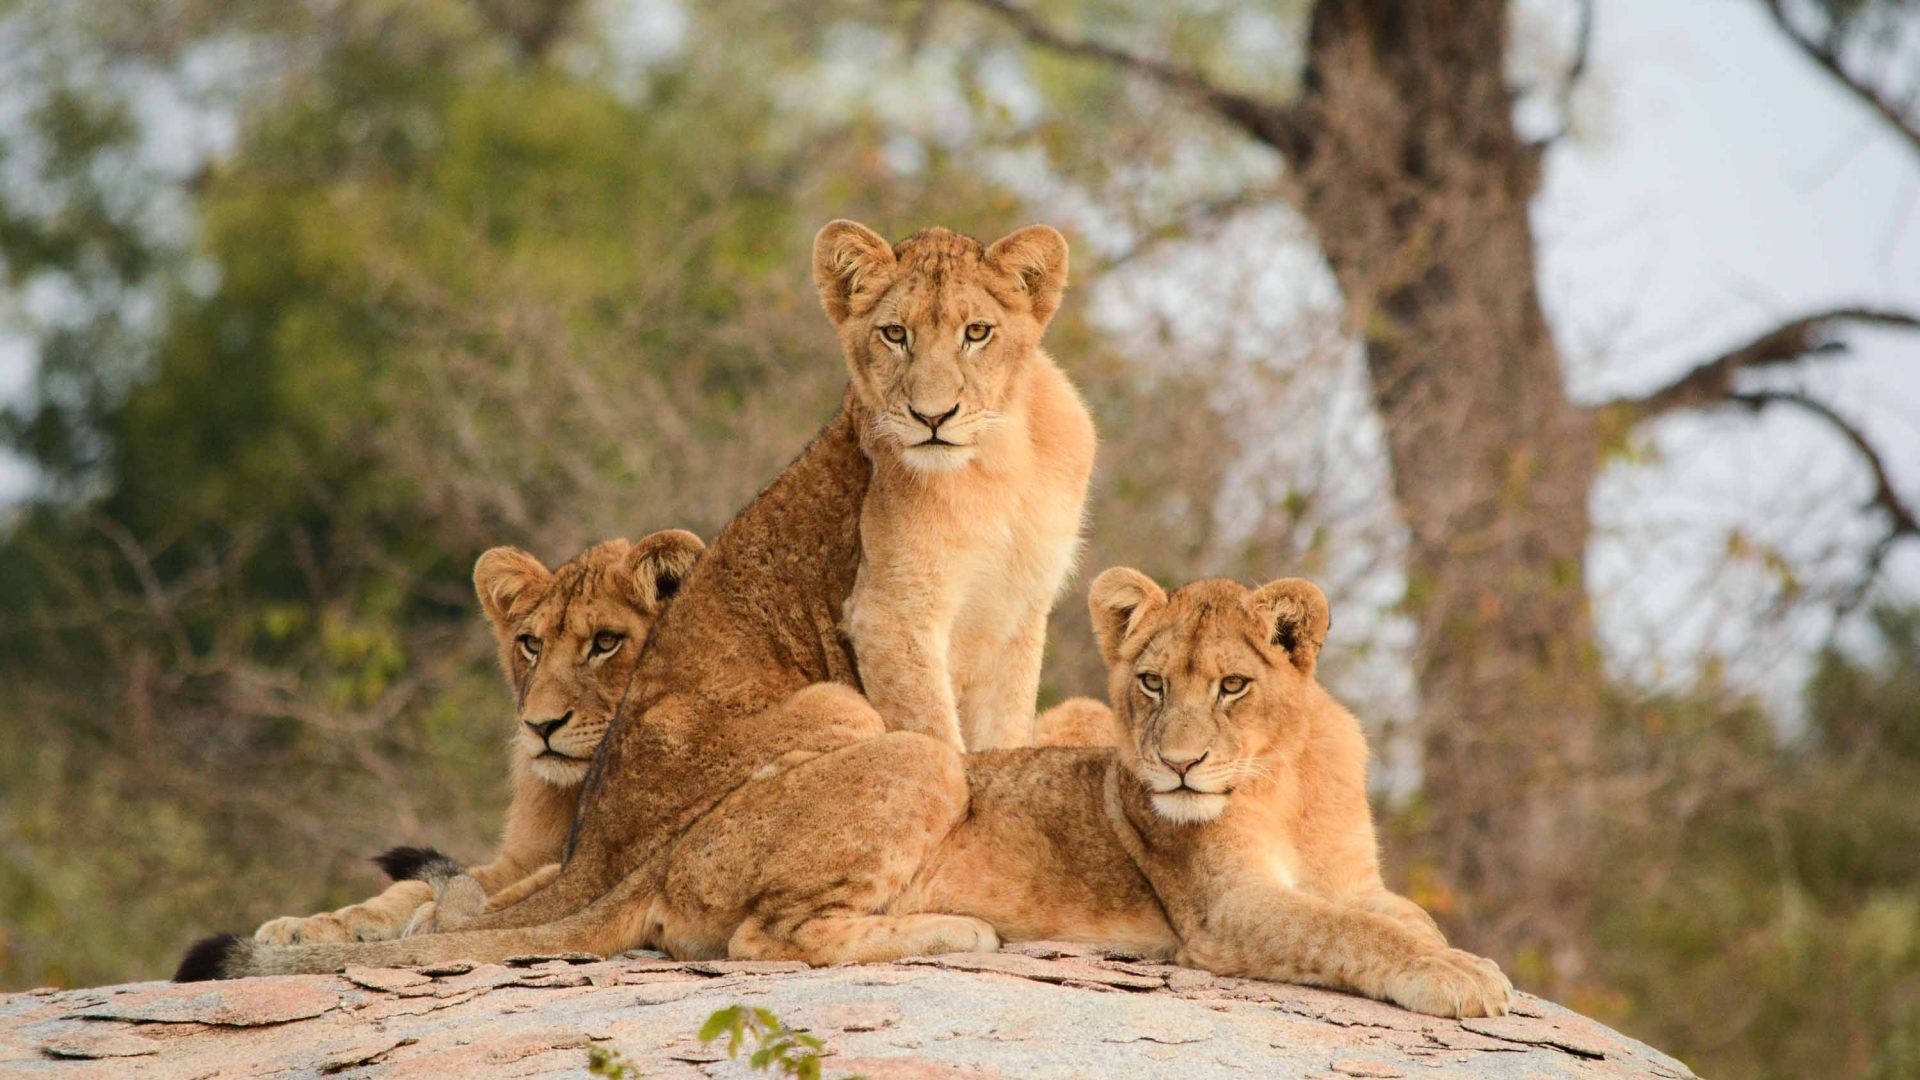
left=583, top=1005, right=861, bottom=1080
left=700, top=1005, right=831, bottom=1080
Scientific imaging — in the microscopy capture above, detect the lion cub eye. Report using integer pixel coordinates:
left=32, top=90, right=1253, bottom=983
left=880, top=324, right=908, bottom=345
left=516, top=634, right=542, bottom=660
left=1137, top=672, right=1164, bottom=696
left=590, top=630, right=624, bottom=657
left=964, top=322, right=992, bottom=343
left=1219, top=675, right=1250, bottom=698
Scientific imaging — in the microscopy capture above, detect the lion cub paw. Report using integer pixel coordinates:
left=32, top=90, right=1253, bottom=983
left=253, top=910, right=398, bottom=946
left=257, top=899, right=414, bottom=941
left=1383, top=948, right=1513, bottom=1018
left=917, top=914, right=1001, bottom=956
left=254, top=914, right=344, bottom=946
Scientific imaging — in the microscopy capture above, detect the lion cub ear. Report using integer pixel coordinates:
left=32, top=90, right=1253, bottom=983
left=474, top=547, right=553, bottom=630
left=1247, top=578, right=1331, bottom=677
left=985, top=225, right=1068, bottom=325
left=625, top=529, right=705, bottom=612
left=813, top=220, right=897, bottom=324
left=1088, top=567, right=1168, bottom=666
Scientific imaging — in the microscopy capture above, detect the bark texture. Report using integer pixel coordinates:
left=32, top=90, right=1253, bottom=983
left=1289, top=0, right=1602, bottom=976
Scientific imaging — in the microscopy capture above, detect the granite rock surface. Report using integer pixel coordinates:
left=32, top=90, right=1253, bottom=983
left=0, top=941, right=1697, bottom=1079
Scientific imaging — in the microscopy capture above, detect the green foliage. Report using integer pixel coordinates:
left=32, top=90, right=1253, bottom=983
left=583, top=1005, right=863, bottom=1080
left=700, top=1005, right=837, bottom=1080
left=1586, top=606, right=1920, bottom=1080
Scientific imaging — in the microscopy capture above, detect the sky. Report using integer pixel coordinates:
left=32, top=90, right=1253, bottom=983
left=1533, top=0, right=1920, bottom=705
left=0, top=0, right=1913, bottom=711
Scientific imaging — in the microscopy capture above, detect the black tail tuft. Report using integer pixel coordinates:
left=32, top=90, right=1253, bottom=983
left=174, top=933, right=241, bottom=982
left=372, top=845, right=462, bottom=883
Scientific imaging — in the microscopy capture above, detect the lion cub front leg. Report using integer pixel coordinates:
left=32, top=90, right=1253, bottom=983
left=1351, top=888, right=1449, bottom=949
left=846, top=560, right=964, bottom=749
left=1178, top=878, right=1511, bottom=1019
left=254, top=879, right=434, bottom=946
left=952, top=608, right=1050, bottom=750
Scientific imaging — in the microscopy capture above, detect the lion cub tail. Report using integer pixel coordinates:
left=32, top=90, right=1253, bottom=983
left=371, top=845, right=464, bottom=886
left=372, top=846, right=488, bottom=931
left=173, top=921, right=598, bottom=981
left=174, top=849, right=645, bottom=981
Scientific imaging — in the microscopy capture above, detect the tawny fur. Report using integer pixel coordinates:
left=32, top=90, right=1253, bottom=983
left=182, top=224, right=1498, bottom=1017
left=194, top=551, right=1509, bottom=1017
left=820, top=222, right=1097, bottom=750
left=189, top=223, right=1093, bottom=982
left=877, top=572, right=1506, bottom=1018
left=250, top=532, right=703, bottom=947
left=1030, top=696, right=1117, bottom=747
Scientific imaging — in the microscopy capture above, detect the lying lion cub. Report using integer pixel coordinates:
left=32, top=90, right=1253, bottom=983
left=194, top=560, right=1508, bottom=1018
left=251, top=531, right=703, bottom=946
left=903, top=569, right=1513, bottom=1018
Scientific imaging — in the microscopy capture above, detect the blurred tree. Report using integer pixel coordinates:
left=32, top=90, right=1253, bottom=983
left=0, top=6, right=1914, bottom=1077
left=1590, top=605, right=1920, bottom=1080
left=0, top=0, right=1012, bottom=986
left=945, top=0, right=1920, bottom=982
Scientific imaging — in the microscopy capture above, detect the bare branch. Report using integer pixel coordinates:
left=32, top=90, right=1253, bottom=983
left=1728, top=389, right=1920, bottom=610
left=1762, top=0, right=1920, bottom=162
left=1728, top=389, right=1919, bottom=539
left=1613, top=307, right=1920, bottom=421
left=959, top=0, right=1309, bottom=157
left=1532, top=0, right=1594, bottom=148
left=1099, top=182, right=1291, bottom=270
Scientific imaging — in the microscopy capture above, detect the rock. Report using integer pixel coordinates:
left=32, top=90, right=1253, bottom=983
left=343, top=965, right=434, bottom=993
left=36, top=1028, right=162, bottom=1059
left=0, top=952, right=1698, bottom=1079
left=68, top=982, right=339, bottom=1026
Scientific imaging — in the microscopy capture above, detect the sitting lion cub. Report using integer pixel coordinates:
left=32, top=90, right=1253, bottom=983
left=252, top=530, right=703, bottom=946
left=816, top=221, right=1096, bottom=750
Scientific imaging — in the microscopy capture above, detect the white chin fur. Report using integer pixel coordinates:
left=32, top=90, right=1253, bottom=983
left=1151, top=791, right=1229, bottom=825
left=900, top=443, right=976, bottom=472
left=528, top=755, right=590, bottom=786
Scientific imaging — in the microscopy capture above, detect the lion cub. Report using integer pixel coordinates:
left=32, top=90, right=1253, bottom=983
left=815, top=221, right=1096, bottom=750
left=252, top=531, right=702, bottom=946
left=896, top=569, right=1514, bottom=1018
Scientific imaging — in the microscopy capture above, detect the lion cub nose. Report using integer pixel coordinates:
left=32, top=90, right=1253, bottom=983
left=1160, top=750, right=1209, bottom=777
left=525, top=713, right=572, bottom=742
left=908, top=404, right=960, bottom=432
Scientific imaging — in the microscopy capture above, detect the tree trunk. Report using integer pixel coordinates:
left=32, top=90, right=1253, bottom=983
left=1290, top=0, right=1601, bottom=982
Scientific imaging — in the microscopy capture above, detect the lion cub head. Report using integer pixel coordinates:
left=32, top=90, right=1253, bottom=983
left=811, top=219, right=1068, bottom=473
left=1089, top=568, right=1334, bottom=825
left=473, top=530, right=704, bottom=785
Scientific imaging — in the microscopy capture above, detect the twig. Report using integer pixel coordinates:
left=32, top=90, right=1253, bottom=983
left=1761, top=0, right=1920, bottom=162
left=1612, top=307, right=1920, bottom=421
left=1727, top=389, right=1920, bottom=613
left=960, top=0, right=1307, bottom=156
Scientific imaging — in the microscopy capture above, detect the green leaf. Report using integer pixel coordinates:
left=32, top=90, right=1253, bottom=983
left=699, top=1005, right=741, bottom=1043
